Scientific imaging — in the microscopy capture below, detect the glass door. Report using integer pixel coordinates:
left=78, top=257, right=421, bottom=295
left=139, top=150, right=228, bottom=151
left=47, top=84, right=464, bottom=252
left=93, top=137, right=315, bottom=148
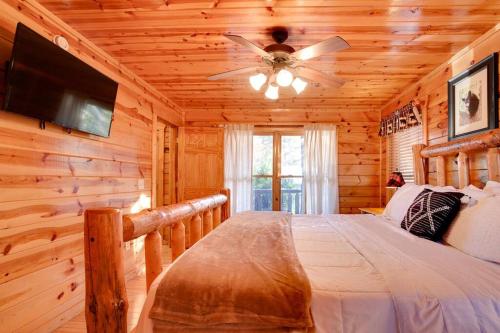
left=252, top=130, right=304, bottom=214
left=280, top=135, right=304, bottom=214
left=252, top=135, right=273, bottom=211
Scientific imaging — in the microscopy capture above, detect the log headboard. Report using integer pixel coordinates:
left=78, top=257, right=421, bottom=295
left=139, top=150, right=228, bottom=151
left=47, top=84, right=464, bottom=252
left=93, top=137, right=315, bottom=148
left=413, top=129, right=500, bottom=188
left=83, top=188, right=231, bottom=333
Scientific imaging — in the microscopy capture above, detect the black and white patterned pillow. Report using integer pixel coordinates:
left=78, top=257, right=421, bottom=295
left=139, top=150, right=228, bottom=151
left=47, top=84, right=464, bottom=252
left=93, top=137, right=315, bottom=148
left=401, top=189, right=464, bottom=241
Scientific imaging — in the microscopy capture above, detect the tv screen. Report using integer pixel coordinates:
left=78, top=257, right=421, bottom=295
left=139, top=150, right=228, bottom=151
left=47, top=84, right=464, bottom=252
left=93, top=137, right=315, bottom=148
left=4, top=23, right=118, bottom=137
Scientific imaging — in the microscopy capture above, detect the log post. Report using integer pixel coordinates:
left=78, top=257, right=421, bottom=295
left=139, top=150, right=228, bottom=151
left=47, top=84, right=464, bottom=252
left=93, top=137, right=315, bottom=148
left=145, top=230, right=162, bottom=291
left=220, top=188, right=231, bottom=221
left=436, top=156, right=446, bottom=186
left=171, top=221, right=185, bottom=261
left=412, top=144, right=427, bottom=185
left=202, top=209, right=213, bottom=236
left=487, top=148, right=499, bottom=182
left=420, top=129, right=500, bottom=158
left=84, top=208, right=128, bottom=333
left=458, top=152, right=470, bottom=188
left=213, top=206, right=222, bottom=228
left=189, top=214, right=202, bottom=246
left=183, top=218, right=191, bottom=248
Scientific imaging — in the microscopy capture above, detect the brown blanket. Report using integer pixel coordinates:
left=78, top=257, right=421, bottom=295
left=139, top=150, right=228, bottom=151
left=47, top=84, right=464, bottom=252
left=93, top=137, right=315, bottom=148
left=149, top=211, right=313, bottom=332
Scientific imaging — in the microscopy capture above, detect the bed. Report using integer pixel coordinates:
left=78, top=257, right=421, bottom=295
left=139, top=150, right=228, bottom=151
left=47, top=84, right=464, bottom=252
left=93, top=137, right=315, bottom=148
left=83, top=129, right=500, bottom=333
left=136, top=212, right=500, bottom=333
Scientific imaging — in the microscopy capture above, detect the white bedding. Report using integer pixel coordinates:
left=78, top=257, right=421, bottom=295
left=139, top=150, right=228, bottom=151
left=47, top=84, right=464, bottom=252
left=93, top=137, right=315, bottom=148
left=136, top=214, right=500, bottom=333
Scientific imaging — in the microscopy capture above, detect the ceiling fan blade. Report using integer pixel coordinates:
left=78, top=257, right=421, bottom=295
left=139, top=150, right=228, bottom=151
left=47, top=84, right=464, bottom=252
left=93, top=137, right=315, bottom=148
left=224, top=34, right=272, bottom=59
left=208, top=66, right=265, bottom=81
left=292, top=36, right=350, bottom=61
left=295, top=66, right=345, bottom=88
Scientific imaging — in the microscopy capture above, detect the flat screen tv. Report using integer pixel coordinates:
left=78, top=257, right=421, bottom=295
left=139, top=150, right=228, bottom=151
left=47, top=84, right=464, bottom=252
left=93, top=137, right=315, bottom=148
left=4, top=23, right=118, bottom=137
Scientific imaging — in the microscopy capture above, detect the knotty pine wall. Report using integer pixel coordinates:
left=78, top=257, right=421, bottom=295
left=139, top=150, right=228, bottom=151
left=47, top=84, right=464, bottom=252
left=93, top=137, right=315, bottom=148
left=0, top=0, right=182, bottom=331
left=381, top=24, right=500, bottom=203
left=185, top=109, right=382, bottom=214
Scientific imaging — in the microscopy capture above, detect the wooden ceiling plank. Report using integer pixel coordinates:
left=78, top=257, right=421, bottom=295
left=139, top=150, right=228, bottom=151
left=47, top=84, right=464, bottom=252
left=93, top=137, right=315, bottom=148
left=34, top=0, right=500, bottom=119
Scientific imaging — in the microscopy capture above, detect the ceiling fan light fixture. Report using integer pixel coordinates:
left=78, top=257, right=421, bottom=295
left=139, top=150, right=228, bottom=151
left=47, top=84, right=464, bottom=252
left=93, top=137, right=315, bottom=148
left=249, top=73, right=267, bottom=91
left=292, top=77, right=308, bottom=94
left=276, top=69, right=294, bottom=87
left=265, top=83, right=279, bottom=100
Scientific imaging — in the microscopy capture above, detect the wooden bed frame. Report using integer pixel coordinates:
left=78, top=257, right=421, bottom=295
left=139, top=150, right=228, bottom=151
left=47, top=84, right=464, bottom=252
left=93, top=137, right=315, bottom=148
left=83, top=189, right=230, bottom=333
left=413, top=128, right=500, bottom=187
left=81, top=129, right=500, bottom=333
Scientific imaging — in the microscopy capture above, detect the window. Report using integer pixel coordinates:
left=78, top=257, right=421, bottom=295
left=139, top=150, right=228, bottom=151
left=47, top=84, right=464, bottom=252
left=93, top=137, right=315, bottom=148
left=387, top=126, right=423, bottom=183
left=252, top=131, right=304, bottom=214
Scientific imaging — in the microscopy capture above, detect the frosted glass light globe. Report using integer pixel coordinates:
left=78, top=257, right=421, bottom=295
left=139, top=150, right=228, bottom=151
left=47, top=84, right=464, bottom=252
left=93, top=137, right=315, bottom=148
left=276, top=69, right=294, bottom=87
left=265, top=83, right=279, bottom=100
left=292, top=77, right=308, bottom=94
left=249, top=73, right=267, bottom=91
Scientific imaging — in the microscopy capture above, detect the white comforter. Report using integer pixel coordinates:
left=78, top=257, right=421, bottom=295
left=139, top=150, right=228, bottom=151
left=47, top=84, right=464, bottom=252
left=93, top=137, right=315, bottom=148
left=137, top=214, right=500, bottom=333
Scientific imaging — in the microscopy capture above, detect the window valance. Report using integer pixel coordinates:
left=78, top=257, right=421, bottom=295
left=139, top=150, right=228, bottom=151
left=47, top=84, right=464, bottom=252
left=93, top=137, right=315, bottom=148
left=379, top=101, right=422, bottom=137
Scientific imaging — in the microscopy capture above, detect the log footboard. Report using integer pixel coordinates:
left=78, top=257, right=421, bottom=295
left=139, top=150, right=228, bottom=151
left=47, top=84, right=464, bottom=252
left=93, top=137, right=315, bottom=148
left=83, top=189, right=230, bottom=333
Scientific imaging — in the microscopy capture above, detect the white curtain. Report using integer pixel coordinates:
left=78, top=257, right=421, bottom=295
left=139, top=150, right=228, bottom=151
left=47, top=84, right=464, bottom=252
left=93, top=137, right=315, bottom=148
left=224, top=124, right=253, bottom=214
left=304, top=124, right=339, bottom=214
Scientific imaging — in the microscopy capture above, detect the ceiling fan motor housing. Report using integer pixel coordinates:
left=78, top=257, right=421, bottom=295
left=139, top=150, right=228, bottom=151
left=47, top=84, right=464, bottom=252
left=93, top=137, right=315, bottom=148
left=271, top=29, right=289, bottom=44
left=263, top=44, right=296, bottom=66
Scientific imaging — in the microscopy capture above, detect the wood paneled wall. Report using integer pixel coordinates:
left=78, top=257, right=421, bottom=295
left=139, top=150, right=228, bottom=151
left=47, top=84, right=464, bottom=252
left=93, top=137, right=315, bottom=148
left=0, top=0, right=182, bottom=331
left=185, top=109, right=381, bottom=213
left=381, top=24, right=500, bottom=202
left=337, top=121, right=381, bottom=213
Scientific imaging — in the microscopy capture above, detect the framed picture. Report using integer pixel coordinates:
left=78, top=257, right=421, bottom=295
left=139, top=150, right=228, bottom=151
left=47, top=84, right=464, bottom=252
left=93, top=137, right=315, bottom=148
left=448, top=52, right=498, bottom=140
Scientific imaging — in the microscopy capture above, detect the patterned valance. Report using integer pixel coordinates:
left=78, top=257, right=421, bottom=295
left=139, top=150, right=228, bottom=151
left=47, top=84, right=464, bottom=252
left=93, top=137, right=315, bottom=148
left=378, top=101, right=422, bottom=137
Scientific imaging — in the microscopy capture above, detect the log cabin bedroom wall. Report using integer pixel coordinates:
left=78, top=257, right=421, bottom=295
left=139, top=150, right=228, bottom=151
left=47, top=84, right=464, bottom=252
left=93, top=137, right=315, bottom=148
left=381, top=23, right=500, bottom=203
left=0, top=1, right=182, bottom=331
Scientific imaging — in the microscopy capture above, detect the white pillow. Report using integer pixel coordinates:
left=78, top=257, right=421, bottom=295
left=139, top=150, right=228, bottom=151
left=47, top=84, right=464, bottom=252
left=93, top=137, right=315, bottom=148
left=383, top=183, right=460, bottom=223
left=484, top=180, right=500, bottom=196
left=383, top=184, right=424, bottom=222
left=425, top=185, right=459, bottom=192
left=461, top=184, right=491, bottom=203
left=444, top=196, right=500, bottom=263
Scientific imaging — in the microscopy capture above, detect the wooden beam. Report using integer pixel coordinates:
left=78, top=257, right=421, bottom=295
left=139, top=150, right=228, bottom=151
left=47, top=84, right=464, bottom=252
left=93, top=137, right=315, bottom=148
left=420, top=129, right=500, bottom=158
left=171, top=221, right=186, bottom=261
left=458, top=152, right=470, bottom=188
left=122, top=194, right=227, bottom=241
left=436, top=156, right=446, bottom=186
left=487, top=148, right=499, bottom=182
left=412, top=144, right=427, bottom=185
left=144, top=230, right=162, bottom=291
left=202, top=209, right=213, bottom=236
left=83, top=190, right=230, bottom=332
left=220, top=188, right=231, bottom=221
left=84, top=208, right=128, bottom=333
left=213, top=206, right=222, bottom=229
left=189, top=214, right=202, bottom=246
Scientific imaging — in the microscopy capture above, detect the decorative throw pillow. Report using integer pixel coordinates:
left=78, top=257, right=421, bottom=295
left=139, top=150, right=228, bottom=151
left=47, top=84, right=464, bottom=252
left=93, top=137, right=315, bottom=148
left=401, top=189, right=464, bottom=241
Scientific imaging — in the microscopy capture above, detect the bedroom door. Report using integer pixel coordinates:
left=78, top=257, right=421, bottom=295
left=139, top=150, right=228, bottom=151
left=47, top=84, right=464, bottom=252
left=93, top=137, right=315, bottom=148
left=177, top=127, right=224, bottom=201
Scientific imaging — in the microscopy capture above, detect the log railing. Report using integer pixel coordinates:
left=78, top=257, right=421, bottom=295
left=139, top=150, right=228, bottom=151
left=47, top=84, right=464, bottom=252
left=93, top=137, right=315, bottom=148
left=84, top=188, right=230, bottom=333
left=413, top=129, right=500, bottom=187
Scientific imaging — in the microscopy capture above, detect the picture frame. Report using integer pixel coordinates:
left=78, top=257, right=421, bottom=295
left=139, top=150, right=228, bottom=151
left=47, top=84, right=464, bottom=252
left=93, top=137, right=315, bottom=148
left=448, top=52, right=498, bottom=141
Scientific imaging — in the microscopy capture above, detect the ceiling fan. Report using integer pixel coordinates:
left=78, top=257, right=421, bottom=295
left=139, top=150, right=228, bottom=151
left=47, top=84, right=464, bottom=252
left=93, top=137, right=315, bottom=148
left=208, top=28, right=350, bottom=99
